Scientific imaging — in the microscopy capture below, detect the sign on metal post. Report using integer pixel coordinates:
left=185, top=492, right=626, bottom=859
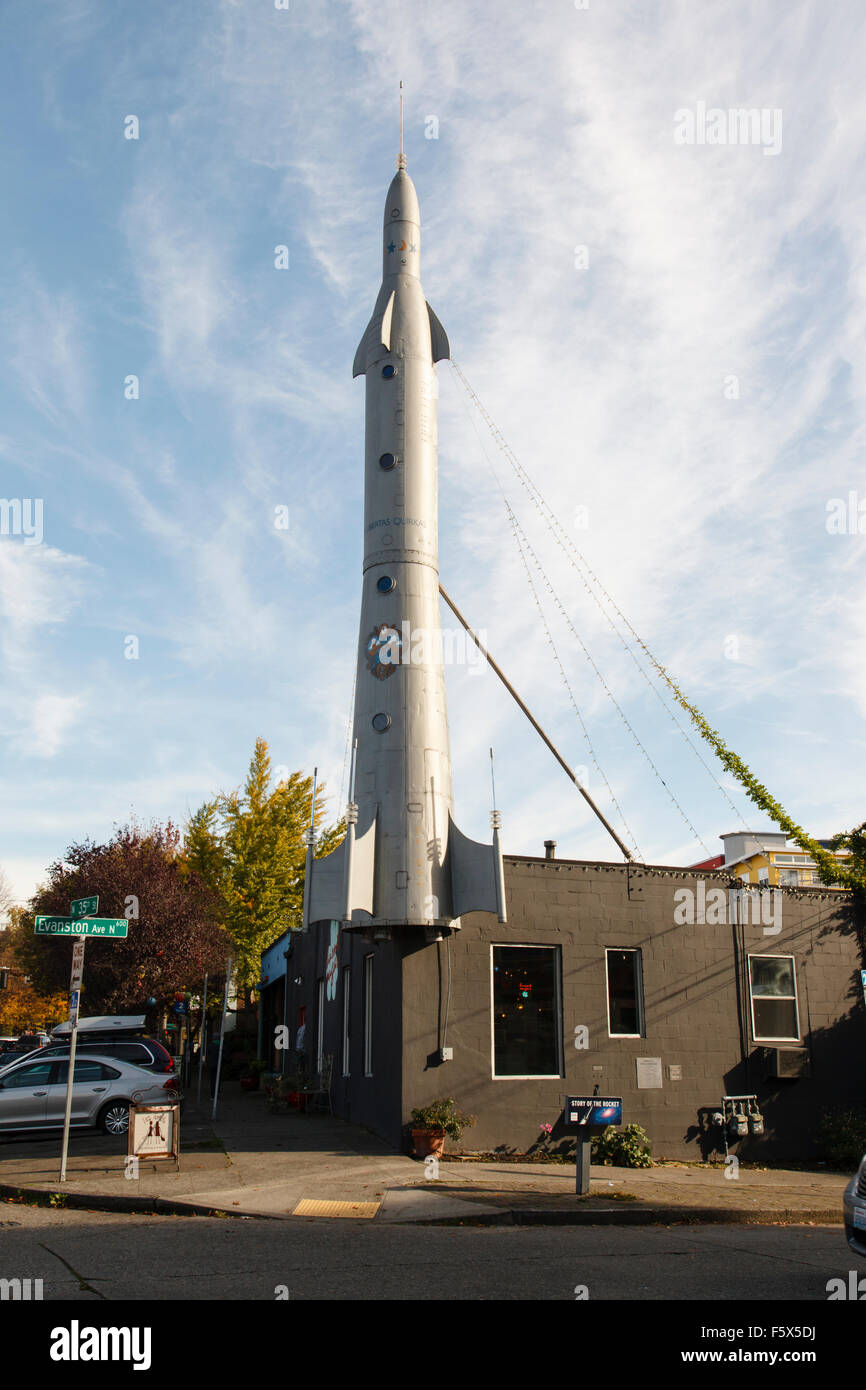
left=35, top=916, right=128, bottom=938
left=58, top=939, right=84, bottom=1184
left=565, top=1095, right=623, bottom=1196
left=565, top=1096, right=623, bottom=1128
left=34, top=895, right=130, bottom=1183
left=70, top=940, right=85, bottom=992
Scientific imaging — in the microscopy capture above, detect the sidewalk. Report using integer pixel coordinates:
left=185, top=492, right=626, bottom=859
left=0, top=1083, right=849, bottom=1226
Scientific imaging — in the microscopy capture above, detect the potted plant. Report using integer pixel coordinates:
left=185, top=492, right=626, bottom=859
left=409, top=1097, right=476, bottom=1159
left=240, top=1058, right=266, bottom=1092
left=266, top=1071, right=301, bottom=1112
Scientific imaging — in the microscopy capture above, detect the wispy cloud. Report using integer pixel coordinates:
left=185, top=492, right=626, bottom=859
left=1, top=0, right=864, bottom=894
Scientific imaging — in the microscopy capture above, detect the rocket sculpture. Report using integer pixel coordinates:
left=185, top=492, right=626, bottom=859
left=303, top=153, right=506, bottom=935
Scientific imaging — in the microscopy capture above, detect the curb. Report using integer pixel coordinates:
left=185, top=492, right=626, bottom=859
left=1, top=1182, right=844, bottom=1228
left=415, top=1205, right=844, bottom=1228
left=0, top=1183, right=267, bottom=1221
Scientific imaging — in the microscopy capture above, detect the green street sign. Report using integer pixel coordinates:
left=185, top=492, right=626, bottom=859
left=71, top=895, right=98, bottom=919
left=35, top=916, right=128, bottom=939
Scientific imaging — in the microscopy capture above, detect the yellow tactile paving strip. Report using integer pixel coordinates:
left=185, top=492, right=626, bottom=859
left=292, top=1198, right=381, bottom=1219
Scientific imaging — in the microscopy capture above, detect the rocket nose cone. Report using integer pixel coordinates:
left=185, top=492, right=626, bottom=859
left=384, top=168, right=420, bottom=231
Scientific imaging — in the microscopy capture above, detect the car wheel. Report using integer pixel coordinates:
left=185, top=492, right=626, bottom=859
left=99, top=1102, right=131, bottom=1136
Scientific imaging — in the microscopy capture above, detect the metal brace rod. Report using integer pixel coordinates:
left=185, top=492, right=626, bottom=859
left=439, top=584, right=634, bottom=862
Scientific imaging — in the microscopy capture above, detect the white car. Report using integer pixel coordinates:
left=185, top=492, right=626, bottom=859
left=843, top=1153, right=866, bottom=1257
left=0, top=1052, right=181, bottom=1136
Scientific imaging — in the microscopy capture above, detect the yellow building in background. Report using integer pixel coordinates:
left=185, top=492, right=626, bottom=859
left=715, top=831, right=849, bottom=888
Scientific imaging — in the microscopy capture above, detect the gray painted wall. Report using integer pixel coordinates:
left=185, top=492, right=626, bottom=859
left=281, top=856, right=863, bottom=1160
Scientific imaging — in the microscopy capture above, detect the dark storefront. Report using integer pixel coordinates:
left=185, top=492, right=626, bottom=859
left=275, top=855, right=863, bottom=1160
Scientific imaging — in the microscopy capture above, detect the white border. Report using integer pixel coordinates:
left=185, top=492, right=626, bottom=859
left=489, top=943, right=563, bottom=1080
left=604, top=947, right=645, bottom=1038
left=341, top=965, right=351, bottom=1077
left=747, top=952, right=800, bottom=1043
left=363, top=954, right=374, bottom=1076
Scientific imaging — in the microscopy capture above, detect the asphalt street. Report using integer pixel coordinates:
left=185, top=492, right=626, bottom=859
left=0, top=1204, right=856, bottom=1302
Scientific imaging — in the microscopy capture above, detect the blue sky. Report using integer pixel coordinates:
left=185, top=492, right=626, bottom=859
left=1, top=0, right=864, bottom=908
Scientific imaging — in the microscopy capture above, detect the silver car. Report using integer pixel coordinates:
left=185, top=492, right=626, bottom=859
left=0, top=1053, right=180, bottom=1136
left=843, top=1152, right=866, bottom=1257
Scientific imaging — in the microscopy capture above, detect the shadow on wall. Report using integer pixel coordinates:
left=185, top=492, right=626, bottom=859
left=682, top=999, right=866, bottom=1164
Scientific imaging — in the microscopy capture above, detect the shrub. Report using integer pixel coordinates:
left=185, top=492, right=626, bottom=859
left=410, top=1097, right=476, bottom=1141
left=817, top=1107, right=866, bottom=1169
left=591, top=1123, right=652, bottom=1168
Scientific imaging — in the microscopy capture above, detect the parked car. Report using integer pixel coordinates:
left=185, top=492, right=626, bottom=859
left=0, top=1036, right=48, bottom=1065
left=0, top=1053, right=180, bottom=1136
left=50, top=1014, right=146, bottom=1040
left=1, top=1026, right=175, bottom=1079
left=23, top=1036, right=175, bottom=1074
left=843, top=1153, right=866, bottom=1257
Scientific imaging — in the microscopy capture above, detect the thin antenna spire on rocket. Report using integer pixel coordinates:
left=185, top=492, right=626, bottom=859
left=397, top=80, right=406, bottom=170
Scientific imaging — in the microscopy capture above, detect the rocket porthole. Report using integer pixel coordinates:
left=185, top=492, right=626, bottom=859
left=391, top=208, right=400, bottom=218
left=372, top=713, right=391, bottom=732
left=379, top=452, right=396, bottom=470
left=382, top=364, right=396, bottom=379
left=376, top=575, right=396, bottom=593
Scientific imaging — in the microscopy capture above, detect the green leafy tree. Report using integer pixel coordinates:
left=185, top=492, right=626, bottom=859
left=645, top=662, right=866, bottom=900
left=183, top=738, right=344, bottom=990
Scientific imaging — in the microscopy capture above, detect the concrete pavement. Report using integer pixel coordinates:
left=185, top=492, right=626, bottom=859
left=0, top=1082, right=850, bottom=1226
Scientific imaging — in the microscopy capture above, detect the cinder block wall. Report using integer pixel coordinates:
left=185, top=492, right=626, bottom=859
left=399, top=857, right=863, bottom=1160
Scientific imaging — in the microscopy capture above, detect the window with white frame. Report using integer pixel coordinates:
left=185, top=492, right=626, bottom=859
left=491, top=945, right=562, bottom=1078
left=316, top=978, right=325, bottom=1072
left=748, top=954, right=800, bottom=1042
left=606, top=948, right=645, bottom=1037
left=363, top=955, right=373, bottom=1076
left=341, top=966, right=351, bottom=1077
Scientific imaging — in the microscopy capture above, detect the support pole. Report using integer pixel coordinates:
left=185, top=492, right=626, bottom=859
left=575, top=1136, right=592, bottom=1195
left=211, top=956, right=231, bottom=1122
left=59, top=937, right=85, bottom=1183
left=196, top=973, right=208, bottom=1106
left=439, top=584, right=634, bottom=862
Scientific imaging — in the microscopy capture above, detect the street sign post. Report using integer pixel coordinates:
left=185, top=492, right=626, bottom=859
left=34, top=896, right=130, bottom=1181
left=35, top=916, right=128, bottom=938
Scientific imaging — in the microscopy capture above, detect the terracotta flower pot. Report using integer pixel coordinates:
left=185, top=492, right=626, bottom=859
left=412, top=1127, right=446, bottom=1159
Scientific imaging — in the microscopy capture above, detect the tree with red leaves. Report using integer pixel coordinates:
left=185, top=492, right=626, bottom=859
left=9, top=822, right=230, bottom=1016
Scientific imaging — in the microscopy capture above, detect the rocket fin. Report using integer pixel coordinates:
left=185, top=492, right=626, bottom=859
left=352, top=291, right=396, bottom=377
left=380, top=290, right=395, bottom=351
left=447, top=816, right=506, bottom=922
left=308, top=817, right=377, bottom=924
left=426, top=302, right=450, bottom=362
